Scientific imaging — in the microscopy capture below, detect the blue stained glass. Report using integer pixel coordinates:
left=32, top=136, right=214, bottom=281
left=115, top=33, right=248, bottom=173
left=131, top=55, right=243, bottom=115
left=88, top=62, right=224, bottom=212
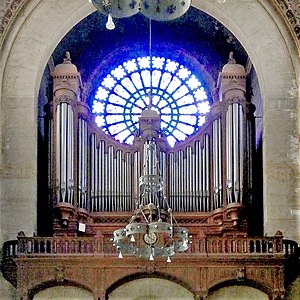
left=121, top=77, right=136, bottom=93
left=141, top=70, right=150, bottom=87
left=177, top=95, right=194, bottom=106
left=95, top=87, right=109, bottom=100
left=111, top=66, right=126, bottom=79
left=114, top=85, right=130, bottom=99
left=95, top=115, right=105, bottom=127
left=152, top=70, right=162, bottom=88
left=194, top=87, right=208, bottom=101
left=177, top=66, right=190, bottom=79
left=187, top=75, right=201, bottom=89
left=173, top=85, right=189, bottom=100
left=92, top=101, right=104, bottom=113
left=123, top=59, right=137, bottom=73
left=138, top=57, right=150, bottom=69
left=131, top=73, right=143, bottom=90
left=167, top=77, right=181, bottom=94
left=106, top=115, right=123, bottom=125
left=173, top=129, right=187, bottom=141
left=165, top=59, right=178, bottom=73
left=109, top=95, right=126, bottom=106
left=160, top=72, right=172, bottom=90
left=197, top=101, right=210, bottom=114
left=109, top=123, right=127, bottom=135
left=157, top=99, right=168, bottom=109
left=102, top=75, right=116, bottom=89
left=167, top=136, right=176, bottom=147
left=152, top=57, right=165, bottom=69
left=179, top=106, right=197, bottom=114
left=93, top=56, right=210, bottom=146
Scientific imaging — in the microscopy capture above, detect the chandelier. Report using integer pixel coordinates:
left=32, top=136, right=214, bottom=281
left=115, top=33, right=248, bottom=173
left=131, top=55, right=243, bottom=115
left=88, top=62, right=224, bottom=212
left=112, top=136, right=190, bottom=262
left=90, top=0, right=191, bottom=29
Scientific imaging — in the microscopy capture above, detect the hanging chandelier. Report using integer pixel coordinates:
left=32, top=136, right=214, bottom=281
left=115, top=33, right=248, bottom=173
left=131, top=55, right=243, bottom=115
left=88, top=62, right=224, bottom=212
left=112, top=135, right=190, bottom=262
left=90, top=0, right=191, bottom=29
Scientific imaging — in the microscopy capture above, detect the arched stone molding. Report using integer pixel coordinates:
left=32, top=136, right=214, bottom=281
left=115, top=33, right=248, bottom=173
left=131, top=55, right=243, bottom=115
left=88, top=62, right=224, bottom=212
left=0, top=0, right=298, bottom=249
left=1, top=1, right=299, bottom=51
left=207, top=282, right=269, bottom=300
left=207, top=279, right=272, bottom=300
left=30, top=282, right=94, bottom=300
left=106, top=274, right=194, bottom=300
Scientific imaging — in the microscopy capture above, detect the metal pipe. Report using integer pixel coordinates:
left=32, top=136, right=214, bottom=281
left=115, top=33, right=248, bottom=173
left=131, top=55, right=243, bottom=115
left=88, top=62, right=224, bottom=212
left=205, top=134, right=210, bottom=211
left=218, top=119, right=222, bottom=208
left=90, top=135, right=95, bottom=211
left=78, top=119, right=82, bottom=208
left=239, top=104, right=244, bottom=203
left=68, top=105, right=74, bottom=205
left=195, top=142, right=199, bottom=211
left=61, top=103, right=67, bottom=202
left=233, top=103, right=239, bottom=202
left=56, top=104, right=61, bottom=202
left=126, top=153, right=131, bottom=210
left=226, top=106, right=233, bottom=204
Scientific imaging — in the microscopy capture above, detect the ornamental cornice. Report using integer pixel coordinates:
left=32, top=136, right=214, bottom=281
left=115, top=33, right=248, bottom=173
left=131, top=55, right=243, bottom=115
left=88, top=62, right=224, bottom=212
left=0, top=0, right=25, bottom=48
left=0, top=0, right=299, bottom=50
left=274, top=0, right=300, bottom=42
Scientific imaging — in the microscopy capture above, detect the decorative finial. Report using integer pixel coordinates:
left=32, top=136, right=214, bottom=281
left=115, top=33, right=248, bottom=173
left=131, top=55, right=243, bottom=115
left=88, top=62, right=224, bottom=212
left=63, top=51, right=71, bottom=64
left=228, top=52, right=236, bottom=64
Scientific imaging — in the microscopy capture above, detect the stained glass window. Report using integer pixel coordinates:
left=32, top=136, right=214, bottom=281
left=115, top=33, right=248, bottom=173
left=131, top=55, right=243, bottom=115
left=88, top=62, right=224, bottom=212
left=92, top=56, right=210, bottom=147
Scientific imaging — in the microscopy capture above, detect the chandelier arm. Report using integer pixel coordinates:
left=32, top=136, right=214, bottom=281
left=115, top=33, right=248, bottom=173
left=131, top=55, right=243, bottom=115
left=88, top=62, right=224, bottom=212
left=140, top=207, right=149, bottom=224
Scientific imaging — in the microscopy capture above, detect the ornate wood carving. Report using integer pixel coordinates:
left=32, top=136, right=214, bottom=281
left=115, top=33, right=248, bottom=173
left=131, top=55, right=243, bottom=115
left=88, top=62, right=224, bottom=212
left=2, top=234, right=297, bottom=299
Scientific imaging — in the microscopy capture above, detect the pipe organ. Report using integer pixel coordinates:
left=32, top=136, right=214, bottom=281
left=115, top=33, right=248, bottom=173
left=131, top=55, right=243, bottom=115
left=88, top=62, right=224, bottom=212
left=50, top=53, right=255, bottom=237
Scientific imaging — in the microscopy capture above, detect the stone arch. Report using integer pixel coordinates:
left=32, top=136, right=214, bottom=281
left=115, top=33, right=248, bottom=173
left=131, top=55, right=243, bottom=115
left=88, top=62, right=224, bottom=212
left=106, top=272, right=194, bottom=300
left=0, top=0, right=298, bottom=243
left=28, top=279, right=93, bottom=300
left=207, top=279, right=271, bottom=299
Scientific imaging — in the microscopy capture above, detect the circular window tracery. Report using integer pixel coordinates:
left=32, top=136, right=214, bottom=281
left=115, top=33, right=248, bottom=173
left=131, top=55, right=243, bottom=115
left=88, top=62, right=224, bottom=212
left=92, top=56, right=210, bottom=147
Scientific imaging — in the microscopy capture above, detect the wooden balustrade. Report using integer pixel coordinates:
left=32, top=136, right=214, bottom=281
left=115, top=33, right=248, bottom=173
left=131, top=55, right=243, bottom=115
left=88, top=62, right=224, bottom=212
left=3, top=235, right=294, bottom=259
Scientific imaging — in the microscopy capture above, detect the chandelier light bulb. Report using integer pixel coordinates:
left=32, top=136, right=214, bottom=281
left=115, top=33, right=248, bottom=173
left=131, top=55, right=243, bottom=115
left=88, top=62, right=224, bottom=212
left=130, top=235, right=135, bottom=242
left=167, top=256, right=171, bottom=263
left=149, top=253, right=154, bottom=261
left=118, top=251, right=123, bottom=259
left=106, top=14, right=115, bottom=30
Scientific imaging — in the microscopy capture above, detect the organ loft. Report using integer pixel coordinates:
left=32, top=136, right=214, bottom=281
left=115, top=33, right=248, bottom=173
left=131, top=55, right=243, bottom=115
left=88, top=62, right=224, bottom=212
left=1, top=52, right=298, bottom=300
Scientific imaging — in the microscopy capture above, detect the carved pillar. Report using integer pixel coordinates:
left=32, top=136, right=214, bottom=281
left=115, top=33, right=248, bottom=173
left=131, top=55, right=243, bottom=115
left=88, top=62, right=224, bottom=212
left=51, top=52, right=82, bottom=235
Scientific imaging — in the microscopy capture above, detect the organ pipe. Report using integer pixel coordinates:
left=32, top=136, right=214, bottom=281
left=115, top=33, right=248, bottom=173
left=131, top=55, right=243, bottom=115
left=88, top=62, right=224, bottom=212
left=226, top=103, right=244, bottom=204
left=55, top=103, right=74, bottom=205
left=78, top=118, right=88, bottom=210
left=89, top=138, right=133, bottom=212
left=213, top=119, right=222, bottom=210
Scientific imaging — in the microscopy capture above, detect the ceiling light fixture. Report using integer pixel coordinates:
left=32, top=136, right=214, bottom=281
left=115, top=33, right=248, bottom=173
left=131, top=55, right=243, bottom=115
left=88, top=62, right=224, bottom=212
left=90, top=0, right=191, bottom=29
left=111, top=19, right=191, bottom=261
left=112, top=138, right=191, bottom=262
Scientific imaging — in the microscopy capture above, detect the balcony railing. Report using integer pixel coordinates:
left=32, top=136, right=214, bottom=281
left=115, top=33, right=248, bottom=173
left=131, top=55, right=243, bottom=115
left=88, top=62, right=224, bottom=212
left=2, top=234, right=297, bottom=259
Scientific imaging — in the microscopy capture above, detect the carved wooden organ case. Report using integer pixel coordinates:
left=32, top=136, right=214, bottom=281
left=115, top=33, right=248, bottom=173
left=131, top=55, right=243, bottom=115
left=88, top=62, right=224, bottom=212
left=50, top=55, right=255, bottom=240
